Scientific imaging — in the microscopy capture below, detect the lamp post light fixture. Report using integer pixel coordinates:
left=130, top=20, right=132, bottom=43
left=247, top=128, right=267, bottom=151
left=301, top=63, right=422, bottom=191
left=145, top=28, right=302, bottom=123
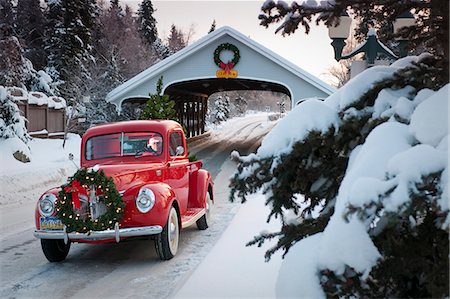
left=393, top=11, right=416, bottom=57
left=328, top=11, right=416, bottom=66
left=328, top=12, right=353, bottom=62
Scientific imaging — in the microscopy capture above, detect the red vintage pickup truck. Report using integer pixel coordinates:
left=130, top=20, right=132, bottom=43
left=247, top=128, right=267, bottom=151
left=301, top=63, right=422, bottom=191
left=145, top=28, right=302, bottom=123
left=34, top=120, right=213, bottom=262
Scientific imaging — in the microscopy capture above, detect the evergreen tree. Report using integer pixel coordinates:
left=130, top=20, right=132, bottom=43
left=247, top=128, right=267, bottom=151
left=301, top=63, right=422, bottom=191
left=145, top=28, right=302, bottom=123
left=110, top=0, right=119, bottom=9
left=44, top=0, right=98, bottom=101
left=140, top=77, right=177, bottom=120
left=233, top=96, right=247, bottom=116
left=137, top=0, right=171, bottom=60
left=231, top=55, right=448, bottom=298
left=0, top=0, right=14, bottom=29
left=138, top=0, right=158, bottom=45
left=167, top=24, right=186, bottom=53
left=0, top=86, right=31, bottom=145
left=0, top=24, right=32, bottom=88
left=0, top=18, right=57, bottom=95
left=208, top=19, right=216, bottom=33
left=16, top=0, right=46, bottom=70
left=153, top=37, right=172, bottom=59
left=227, top=2, right=450, bottom=297
left=212, top=95, right=230, bottom=124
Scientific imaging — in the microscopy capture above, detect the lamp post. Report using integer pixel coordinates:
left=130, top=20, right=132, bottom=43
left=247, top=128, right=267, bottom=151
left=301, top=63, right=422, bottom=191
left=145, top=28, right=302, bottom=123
left=328, top=11, right=415, bottom=66
left=393, top=11, right=416, bottom=57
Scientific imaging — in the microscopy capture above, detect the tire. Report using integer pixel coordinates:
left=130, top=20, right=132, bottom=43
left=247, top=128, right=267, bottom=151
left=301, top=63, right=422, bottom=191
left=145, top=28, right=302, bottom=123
left=196, top=192, right=212, bottom=230
left=155, top=206, right=179, bottom=260
left=41, top=239, right=70, bottom=262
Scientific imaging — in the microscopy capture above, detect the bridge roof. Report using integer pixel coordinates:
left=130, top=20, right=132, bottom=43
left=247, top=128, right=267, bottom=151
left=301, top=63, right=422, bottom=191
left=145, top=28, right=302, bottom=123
left=106, top=26, right=335, bottom=106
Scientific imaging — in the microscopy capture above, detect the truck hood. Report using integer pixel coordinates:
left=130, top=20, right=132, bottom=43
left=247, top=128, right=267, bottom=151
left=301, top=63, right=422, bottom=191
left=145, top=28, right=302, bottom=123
left=96, top=163, right=165, bottom=191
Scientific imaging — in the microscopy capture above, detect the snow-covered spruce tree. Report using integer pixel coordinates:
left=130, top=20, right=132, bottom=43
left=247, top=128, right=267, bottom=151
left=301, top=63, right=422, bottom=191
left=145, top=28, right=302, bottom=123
left=0, top=24, right=34, bottom=88
left=230, top=54, right=448, bottom=297
left=140, top=77, right=177, bottom=121
left=137, top=0, right=171, bottom=60
left=44, top=0, right=98, bottom=101
left=0, top=87, right=30, bottom=145
left=0, top=0, right=14, bottom=29
left=0, top=23, right=54, bottom=95
left=212, top=95, right=230, bottom=124
left=16, top=0, right=47, bottom=70
left=138, top=0, right=158, bottom=45
left=233, top=96, right=248, bottom=116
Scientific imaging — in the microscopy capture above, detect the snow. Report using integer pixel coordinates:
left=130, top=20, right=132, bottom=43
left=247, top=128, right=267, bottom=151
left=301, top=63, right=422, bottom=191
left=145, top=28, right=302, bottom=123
left=202, top=112, right=279, bottom=150
left=0, top=137, right=32, bottom=166
left=5, top=87, right=66, bottom=109
left=262, top=0, right=276, bottom=10
left=372, top=86, right=415, bottom=119
left=324, top=65, right=395, bottom=110
left=409, top=84, right=449, bottom=147
left=390, top=52, right=433, bottom=69
left=276, top=234, right=325, bottom=298
left=0, top=134, right=81, bottom=206
left=175, top=192, right=283, bottom=298
left=257, top=99, right=340, bottom=158
left=386, top=144, right=447, bottom=211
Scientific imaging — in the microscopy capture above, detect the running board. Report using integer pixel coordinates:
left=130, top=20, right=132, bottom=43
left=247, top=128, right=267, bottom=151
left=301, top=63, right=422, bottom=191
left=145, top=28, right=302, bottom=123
left=181, top=208, right=205, bottom=228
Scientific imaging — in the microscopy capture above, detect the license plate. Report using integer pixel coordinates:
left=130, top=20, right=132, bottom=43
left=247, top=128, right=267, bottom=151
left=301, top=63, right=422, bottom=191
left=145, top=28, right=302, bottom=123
left=40, top=216, right=64, bottom=230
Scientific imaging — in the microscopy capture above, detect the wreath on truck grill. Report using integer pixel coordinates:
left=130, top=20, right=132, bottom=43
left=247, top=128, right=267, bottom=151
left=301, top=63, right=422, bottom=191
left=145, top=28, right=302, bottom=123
left=56, top=168, right=125, bottom=233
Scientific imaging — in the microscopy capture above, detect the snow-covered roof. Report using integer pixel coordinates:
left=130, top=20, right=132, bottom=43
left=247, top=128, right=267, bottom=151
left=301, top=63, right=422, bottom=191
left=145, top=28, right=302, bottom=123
left=5, top=87, right=66, bottom=109
left=106, top=26, right=335, bottom=105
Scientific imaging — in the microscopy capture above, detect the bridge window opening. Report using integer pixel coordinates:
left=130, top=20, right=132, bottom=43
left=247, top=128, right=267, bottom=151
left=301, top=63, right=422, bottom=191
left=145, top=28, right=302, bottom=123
left=207, top=90, right=290, bottom=125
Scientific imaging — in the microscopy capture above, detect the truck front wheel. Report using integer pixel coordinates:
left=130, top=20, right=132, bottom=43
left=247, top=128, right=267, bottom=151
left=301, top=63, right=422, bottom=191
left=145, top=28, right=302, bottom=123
left=41, top=239, right=70, bottom=262
left=155, top=206, right=179, bottom=260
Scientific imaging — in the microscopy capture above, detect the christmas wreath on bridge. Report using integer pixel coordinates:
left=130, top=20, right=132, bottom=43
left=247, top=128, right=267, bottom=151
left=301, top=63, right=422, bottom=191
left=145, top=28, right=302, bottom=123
left=56, top=168, right=125, bottom=233
left=214, top=43, right=240, bottom=71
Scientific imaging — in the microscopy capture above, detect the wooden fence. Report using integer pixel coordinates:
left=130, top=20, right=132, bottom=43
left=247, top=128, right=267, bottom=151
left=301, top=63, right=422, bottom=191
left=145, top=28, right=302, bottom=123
left=10, top=89, right=66, bottom=138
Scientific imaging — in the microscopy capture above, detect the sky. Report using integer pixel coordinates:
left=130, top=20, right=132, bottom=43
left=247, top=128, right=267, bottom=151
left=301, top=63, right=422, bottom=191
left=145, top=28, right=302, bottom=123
left=122, top=0, right=340, bottom=85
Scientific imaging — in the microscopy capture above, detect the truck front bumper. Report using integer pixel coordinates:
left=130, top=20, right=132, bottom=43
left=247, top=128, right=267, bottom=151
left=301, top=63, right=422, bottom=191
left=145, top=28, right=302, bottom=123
left=34, top=223, right=163, bottom=243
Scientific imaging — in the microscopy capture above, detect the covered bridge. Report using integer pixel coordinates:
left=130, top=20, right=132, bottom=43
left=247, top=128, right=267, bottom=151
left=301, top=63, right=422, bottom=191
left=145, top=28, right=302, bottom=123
left=106, top=26, right=335, bottom=137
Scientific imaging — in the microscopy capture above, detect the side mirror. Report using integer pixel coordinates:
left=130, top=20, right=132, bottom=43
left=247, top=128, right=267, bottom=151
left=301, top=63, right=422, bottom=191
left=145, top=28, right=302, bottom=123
left=68, top=153, right=79, bottom=169
left=176, top=146, right=185, bottom=156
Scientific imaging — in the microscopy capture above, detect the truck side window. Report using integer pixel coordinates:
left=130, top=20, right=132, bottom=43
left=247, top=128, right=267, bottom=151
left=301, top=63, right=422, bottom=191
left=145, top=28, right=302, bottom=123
left=169, top=132, right=184, bottom=156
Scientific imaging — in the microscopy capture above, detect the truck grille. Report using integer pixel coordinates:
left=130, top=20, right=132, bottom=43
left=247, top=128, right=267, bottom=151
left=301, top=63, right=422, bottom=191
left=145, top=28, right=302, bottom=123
left=76, top=195, right=108, bottom=221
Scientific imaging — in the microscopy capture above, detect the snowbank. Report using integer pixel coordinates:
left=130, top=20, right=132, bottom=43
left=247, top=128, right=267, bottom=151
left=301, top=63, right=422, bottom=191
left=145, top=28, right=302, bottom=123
left=0, top=134, right=81, bottom=206
left=175, top=192, right=283, bottom=298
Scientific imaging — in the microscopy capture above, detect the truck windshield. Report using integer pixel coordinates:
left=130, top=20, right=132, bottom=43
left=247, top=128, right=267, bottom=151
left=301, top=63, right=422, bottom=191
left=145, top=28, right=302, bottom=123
left=85, top=132, right=163, bottom=160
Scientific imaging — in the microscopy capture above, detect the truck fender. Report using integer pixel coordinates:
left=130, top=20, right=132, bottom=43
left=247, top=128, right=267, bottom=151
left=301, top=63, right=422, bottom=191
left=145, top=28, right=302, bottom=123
left=188, top=169, right=213, bottom=209
left=124, top=182, right=178, bottom=227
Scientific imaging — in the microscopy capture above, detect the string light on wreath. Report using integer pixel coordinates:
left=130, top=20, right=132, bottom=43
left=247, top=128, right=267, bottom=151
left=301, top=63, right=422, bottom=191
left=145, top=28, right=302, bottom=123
left=56, top=168, right=125, bottom=233
left=214, top=43, right=240, bottom=78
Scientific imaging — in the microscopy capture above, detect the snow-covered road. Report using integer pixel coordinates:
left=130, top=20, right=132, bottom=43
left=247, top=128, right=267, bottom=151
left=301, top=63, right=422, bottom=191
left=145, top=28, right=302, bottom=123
left=0, top=113, right=277, bottom=298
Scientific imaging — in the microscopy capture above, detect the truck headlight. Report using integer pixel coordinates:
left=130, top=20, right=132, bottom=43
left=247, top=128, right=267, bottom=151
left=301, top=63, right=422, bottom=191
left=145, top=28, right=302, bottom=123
left=39, top=194, right=57, bottom=217
left=135, top=188, right=155, bottom=213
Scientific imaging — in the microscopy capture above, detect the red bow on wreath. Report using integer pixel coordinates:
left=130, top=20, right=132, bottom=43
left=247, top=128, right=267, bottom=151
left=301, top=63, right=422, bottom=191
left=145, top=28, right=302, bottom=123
left=219, top=61, right=235, bottom=72
left=64, top=179, right=88, bottom=209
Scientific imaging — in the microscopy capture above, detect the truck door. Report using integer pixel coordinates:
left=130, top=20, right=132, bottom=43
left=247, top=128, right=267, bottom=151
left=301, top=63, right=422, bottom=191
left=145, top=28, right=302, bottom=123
left=166, top=130, right=189, bottom=214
